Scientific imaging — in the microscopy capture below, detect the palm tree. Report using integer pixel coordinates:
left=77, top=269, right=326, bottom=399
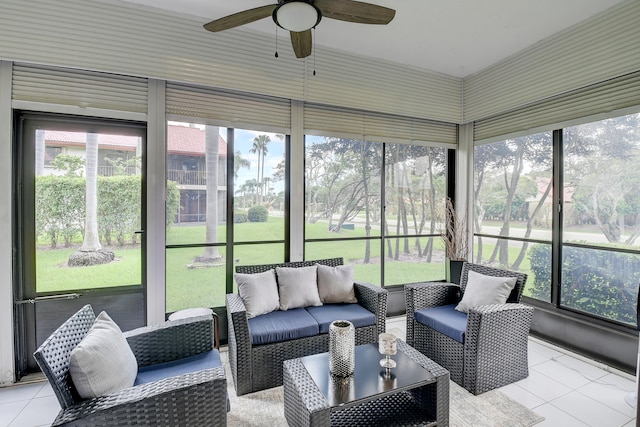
left=68, top=133, right=114, bottom=267
left=234, top=150, right=251, bottom=179
left=198, top=126, right=222, bottom=262
left=250, top=135, right=270, bottom=204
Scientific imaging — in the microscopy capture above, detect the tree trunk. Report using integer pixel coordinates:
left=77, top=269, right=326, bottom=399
left=201, top=126, right=221, bottom=261
left=68, top=133, right=114, bottom=267
left=81, top=133, right=101, bottom=252
left=512, top=179, right=552, bottom=269
left=35, top=129, right=45, bottom=176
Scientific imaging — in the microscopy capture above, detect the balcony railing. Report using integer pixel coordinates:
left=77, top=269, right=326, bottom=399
left=97, top=166, right=138, bottom=176
left=167, top=169, right=207, bottom=186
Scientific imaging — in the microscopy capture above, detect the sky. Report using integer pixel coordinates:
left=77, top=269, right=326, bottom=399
left=224, top=128, right=285, bottom=195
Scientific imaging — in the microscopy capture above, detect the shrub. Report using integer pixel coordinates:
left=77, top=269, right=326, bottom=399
left=528, top=243, right=640, bottom=324
left=247, top=205, right=268, bottom=222
left=234, top=212, right=248, bottom=223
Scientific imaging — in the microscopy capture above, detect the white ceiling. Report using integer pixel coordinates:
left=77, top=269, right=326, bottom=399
left=117, top=0, right=626, bottom=78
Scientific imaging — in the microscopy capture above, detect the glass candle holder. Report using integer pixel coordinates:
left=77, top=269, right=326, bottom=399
left=378, top=332, right=397, bottom=369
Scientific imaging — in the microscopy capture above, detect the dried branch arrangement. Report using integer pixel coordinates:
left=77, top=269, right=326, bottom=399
left=440, top=197, right=468, bottom=261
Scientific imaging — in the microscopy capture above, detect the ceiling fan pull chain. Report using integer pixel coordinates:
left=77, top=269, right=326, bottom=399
left=275, top=26, right=279, bottom=58
left=313, top=26, right=316, bottom=76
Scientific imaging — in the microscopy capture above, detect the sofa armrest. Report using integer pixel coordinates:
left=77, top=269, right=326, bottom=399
left=124, top=315, right=213, bottom=367
left=226, top=293, right=253, bottom=396
left=354, top=281, right=388, bottom=335
left=404, top=282, right=460, bottom=346
left=53, top=367, right=227, bottom=427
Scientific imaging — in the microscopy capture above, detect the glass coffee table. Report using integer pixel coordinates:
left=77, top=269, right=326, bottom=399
left=283, top=339, right=449, bottom=426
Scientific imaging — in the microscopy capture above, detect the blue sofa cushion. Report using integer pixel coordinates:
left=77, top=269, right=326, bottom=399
left=249, top=308, right=319, bottom=345
left=305, top=303, right=376, bottom=334
left=414, top=304, right=468, bottom=343
left=134, top=349, right=223, bottom=385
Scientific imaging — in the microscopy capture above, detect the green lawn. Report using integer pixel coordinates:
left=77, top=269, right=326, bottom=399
left=37, top=217, right=543, bottom=312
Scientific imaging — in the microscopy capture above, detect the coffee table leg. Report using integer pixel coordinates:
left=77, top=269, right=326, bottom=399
left=284, top=359, right=331, bottom=427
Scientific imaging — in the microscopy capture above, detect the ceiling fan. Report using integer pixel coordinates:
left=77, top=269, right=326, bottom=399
left=203, top=0, right=395, bottom=59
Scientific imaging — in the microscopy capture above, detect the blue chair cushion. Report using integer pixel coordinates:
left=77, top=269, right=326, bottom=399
left=134, top=349, right=223, bottom=385
left=414, top=304, right=468, bottom=343
left=134, top=350, right=230, bottom=412
left=305, top=303, right=376, bottom=334
left=249, top=308, right=319, bottom=345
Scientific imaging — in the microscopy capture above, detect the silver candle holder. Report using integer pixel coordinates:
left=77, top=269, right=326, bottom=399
left=378, top=332, right=397, bottom=369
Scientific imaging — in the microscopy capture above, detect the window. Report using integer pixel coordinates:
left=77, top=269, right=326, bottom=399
left=44, top=146, right=62, bottom=166
left=383, top=144, right=447, bottom=285
left=305, top=136, right=448, bottom=286
left=165, top=122, right=229, bottom=311
left=165, top=122, right=287, bottom=311
left=474, top=113, right=640, bottom=328
left=561, top=114, right=640, bottom=325
left=474, top=132, right=553, bottom=301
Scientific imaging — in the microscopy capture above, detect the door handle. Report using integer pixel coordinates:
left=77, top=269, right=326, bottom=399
left=15, top=293, right=82, bottom=305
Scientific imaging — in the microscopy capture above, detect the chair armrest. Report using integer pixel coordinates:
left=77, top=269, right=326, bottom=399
left=404, top=282, right=459, bottom=346
left=53, top=367, right=227, bottom=427
left=465, top=303, right=534, bottom=351
left=354, top=281, right=388, bottom=335
left=226, top=293, right=253, bottom=396
left=124, top=315, right=213, bottom=367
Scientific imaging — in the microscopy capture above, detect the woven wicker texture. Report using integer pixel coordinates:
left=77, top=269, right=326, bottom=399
left=33, top=304, right=227, bottom=426
left=283, top=340, right=449, bottom=427
left=229, top=258, right=388, bottom=395
left=405, top=262, right=533, bottom=395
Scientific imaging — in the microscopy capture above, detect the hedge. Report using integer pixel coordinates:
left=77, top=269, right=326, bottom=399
left=36, top=176, right=180, bottom=247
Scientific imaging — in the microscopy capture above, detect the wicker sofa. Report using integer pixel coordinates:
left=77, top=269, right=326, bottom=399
left=227, top=257, right=388, bottom=395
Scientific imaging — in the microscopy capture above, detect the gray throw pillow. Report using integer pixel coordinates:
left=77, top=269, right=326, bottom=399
left=276, top=265, right=322, bottom=310
left=455, top=270, right=518, bottom=313
left=316, top=263, right=357, bottom=304
left=69, top=311, right=138, bottom=399
left=235, top=269, right=280, bottom=318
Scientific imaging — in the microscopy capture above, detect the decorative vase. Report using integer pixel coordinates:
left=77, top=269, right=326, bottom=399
left=446, top=258, right=465, bottom=285
left=329, top=320, right=355, bottom=377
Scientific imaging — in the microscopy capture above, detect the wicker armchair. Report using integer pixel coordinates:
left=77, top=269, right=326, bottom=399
left=33, top=304, right=227, bottom=426
left=405, top=262, right=533, bottom=395
left=228, top=257, right=388, bottom=395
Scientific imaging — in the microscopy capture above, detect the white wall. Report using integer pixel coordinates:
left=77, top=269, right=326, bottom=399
left=0, top=61, right=14, bottom=385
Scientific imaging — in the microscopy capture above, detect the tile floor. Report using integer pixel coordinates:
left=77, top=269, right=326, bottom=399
left=0, top=316, right=637, bottom=427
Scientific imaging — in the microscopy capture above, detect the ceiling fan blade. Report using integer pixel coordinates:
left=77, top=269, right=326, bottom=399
left=315, top=0, right=395, bottom=24
left=203, top=5, right=276, bottom=32
left=290, top=30, right=312, bottom=59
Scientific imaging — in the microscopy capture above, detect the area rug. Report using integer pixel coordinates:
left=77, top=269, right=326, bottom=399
left=220, top=350, right=544, bottom=426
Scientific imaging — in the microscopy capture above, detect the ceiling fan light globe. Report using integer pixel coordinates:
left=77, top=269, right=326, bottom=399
left=274, top=1, right=321, bottom=32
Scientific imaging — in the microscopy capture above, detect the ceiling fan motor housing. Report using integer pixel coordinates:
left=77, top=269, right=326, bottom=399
left=273, top=0, right=322, bottom=32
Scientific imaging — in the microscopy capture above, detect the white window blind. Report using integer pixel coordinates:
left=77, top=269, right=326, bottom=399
left=304, top=103, right=457, bottom=145
left=166, top=82, right=291, bottom=132
left=12, top=63, right=148, bottom=113
left=474, top=70, right=640, bottom=143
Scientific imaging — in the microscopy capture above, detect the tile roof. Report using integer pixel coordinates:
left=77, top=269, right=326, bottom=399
left=45, top=125, right=227, bottom=156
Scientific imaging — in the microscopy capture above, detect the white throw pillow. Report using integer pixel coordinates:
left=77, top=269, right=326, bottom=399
left=276, top=265, right=322, bottom=310
left=235, top=269, right=280, bottom=318
left=455, top=270, right=518, bottom=313
left=316, top=264, right=357, bottom=304
left=69, top=311, right=138, bottom=399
